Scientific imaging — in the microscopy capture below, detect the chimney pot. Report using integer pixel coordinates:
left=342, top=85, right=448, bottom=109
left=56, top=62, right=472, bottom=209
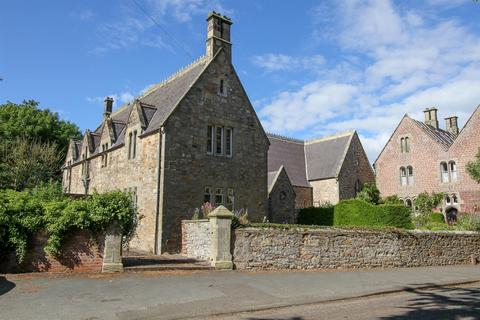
left=445, top=116, right=459, bottom=136
left=424, top=107, right=439, bottom=129
left=104, top=97, right=114, bottom=117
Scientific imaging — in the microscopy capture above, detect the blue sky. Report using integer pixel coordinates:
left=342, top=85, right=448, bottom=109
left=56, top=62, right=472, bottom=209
left=1, top=0, right=480, bottom=161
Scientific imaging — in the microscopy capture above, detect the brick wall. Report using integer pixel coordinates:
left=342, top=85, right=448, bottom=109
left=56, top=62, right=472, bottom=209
left=181, top=220, right=211, bottom=261
left=0, top=230, right=104, bottom=273
left=233, top=227, right=480, bottom=270
left=375, top=109, right=480, bottom=213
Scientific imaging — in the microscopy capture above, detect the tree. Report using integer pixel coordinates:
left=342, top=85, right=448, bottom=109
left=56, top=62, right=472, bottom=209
left=356, top=183, right=381, bottom=205
left=0, top=138, right=64, bottom=190
left=380, top=195, right=404, bottom=205
left=0, top=100, right=81, bottom=152
left=0, top=100, right=81, bottom=190
left=414, top=192, right=444, bottom=215
left=466, top=148, right=480, bottom=183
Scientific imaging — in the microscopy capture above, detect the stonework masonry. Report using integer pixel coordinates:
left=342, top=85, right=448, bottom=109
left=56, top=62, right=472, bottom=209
left=268, top=168, right=296, bottom=224
left=181, top=220, right=211, bottom=261
left=232, top=227, right=480, bottom=270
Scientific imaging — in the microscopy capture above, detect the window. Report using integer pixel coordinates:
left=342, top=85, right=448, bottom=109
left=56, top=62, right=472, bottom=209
left=440, top=162, right=449, bottom=182
left=219, top=79, right=225, bottom=96
left=400, top=138, right=404, bottom=153
left=207, top=125, right=233, bottom=157
left=101, top=143, right=108, bottom=167
left=226, top=188, right=234, bottom=211
left=400, top=167, right=407, bottom=186
left=204, top=186, right=213, bottom=204
left=407, top=166, right=414, bottom=185
left=405, top=137, right=410, bottom=152
left=453, top=194, right=458, bottom=204
left=406, top=199, right=412, bottom=208
left=215, top=127, right=223, bottom=155
left=133, top=130, right=137, bottom=158
left=225, top=128, right=233, bottom=157
left=445, top=195, right=451, bottom=205
left=215, top=187, right=224, bottom=205
left=207, top=126, right=214, bottom=154
left=128, top=132, right=133, bottom=159
left=449, top=161, right=458, bottom=182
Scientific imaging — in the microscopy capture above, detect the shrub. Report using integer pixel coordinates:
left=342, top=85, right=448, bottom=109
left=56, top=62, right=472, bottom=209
left=297, top=205, right=334, bottom=226
left=456, top=214, right=480, bottom=232
left=334, top=199, right=413, bottom=229
left=428, top=212, right=445, bottom=224
left=356, top=183, right=381, bottom=204
left=380, top=195, right=404, bottom=205
left=0, top=184, right=135, bottom=262
left=414, top=192, right=444, bottom=215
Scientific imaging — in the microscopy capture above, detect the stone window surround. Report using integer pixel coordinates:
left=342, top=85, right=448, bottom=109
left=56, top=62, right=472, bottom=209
left=439, top=160, right=459, bottom=183
left=203, top=186, right=234, bottom=208
left=399, top=165, right=414, bottom=186
left=400, top=136, right=410, bottom=153
left=127, top=130, right=139, bottom=160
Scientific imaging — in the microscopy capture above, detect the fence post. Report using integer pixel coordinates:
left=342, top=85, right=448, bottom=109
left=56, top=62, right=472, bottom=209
left=102, top=220, right=124, bottom=273
left=208, top=206, right=234, bottom=270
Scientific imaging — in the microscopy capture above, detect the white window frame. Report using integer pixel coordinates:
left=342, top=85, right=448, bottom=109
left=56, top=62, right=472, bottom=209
left=215, top=187, right=224, bottom=206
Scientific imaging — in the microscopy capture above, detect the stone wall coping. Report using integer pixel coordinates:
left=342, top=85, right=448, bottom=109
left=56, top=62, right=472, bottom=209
left=236, top=226, right=480, bottom=236
left=208, top=206, right=234, bottom=218
left=183, top=219, right=210, bottom=223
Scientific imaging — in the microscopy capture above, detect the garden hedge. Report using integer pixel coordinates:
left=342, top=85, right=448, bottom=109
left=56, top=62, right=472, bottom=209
left=334, top=199, right=413, bottom=229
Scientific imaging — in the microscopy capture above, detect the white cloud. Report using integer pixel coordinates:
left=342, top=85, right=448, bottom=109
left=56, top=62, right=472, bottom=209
left=86, top=91, right=135, bottom=107
left=257, top=0, right=480, bottom=162
left=252, top=54, right=325, bottom=72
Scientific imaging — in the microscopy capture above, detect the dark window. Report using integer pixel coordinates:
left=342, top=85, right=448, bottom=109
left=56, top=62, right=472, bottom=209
left=219, top=79, right=225, bottom=95
left=225, top=128, right=232, bottom=157
left=400, top=138, right=405, bottom=153
left=133, top=130, right=137, bottom=158
left=207, top=126, right=213, bottom=154
left=128, top=132, right=133, bottom=159
left=215, top=127, right=223, bottom=155
left=204, top=186, right=212, bottom=204
left=226, top=188, right=234, bottom=210
left=405, top=137, right=410, bottom=152
left=215, top=187, right=224, bottom=205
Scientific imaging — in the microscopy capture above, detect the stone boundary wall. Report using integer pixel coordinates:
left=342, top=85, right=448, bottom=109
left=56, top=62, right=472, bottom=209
left=181, top=220, right=211, bottom=261
left=233, top=227, right=480, bottom=270
left=0, top=230, right=105, bottom=274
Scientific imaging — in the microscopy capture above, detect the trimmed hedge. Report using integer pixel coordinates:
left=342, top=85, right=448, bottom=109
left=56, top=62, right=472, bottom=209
left=334, top=199, right=413, bottom=229
left=297, top=206, right=334, bottom=226
left=428, top=212, right=445, bottom=224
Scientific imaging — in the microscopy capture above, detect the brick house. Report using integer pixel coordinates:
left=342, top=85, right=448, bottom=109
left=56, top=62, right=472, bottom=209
left=62, top=12, right=269, bottom=254
left=267, top=131, right=375, bottom=207
left=374, top=106, right=480, bottom=218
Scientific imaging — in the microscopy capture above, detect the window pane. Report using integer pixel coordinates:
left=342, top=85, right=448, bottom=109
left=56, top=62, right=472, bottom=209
left=207, top=126, right=213, bottom=154
left=225, top=128, right=232, bottom=157
left=215, top=188, right=223, bottom=205
left=226, top=188, right=234, bottom=210
left=204, top=186, right=212, bottom=204
left=405, top=137, right=409, bottom=153
left=133, top=131, right=137, bottom=158
left=216, top=127, right=223, bottom=155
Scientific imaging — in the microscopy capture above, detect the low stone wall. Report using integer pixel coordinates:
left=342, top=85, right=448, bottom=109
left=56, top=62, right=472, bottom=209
left=233, top=227, right=480, bottom=270
left=181, top=220, right=211, bottom=261
left=0, top=230, right=105, bottom=273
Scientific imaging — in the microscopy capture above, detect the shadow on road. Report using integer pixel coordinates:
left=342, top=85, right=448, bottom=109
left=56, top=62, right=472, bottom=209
left=0, top=276, right=15, bottom=295
left=380, top=283, right=480, bottom=320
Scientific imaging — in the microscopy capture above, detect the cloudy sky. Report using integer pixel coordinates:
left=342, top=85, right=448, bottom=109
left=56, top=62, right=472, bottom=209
left=1, top=0, right=480, bottom=161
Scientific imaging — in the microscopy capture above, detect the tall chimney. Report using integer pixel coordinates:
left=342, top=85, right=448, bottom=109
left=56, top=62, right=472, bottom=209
left=445, top=116, right=459, bottom=135
left=206, top=11, right=232, bottom=60
left=424, top=107, right=439, bottom=129
left=104, top=97, right=113, bottom=118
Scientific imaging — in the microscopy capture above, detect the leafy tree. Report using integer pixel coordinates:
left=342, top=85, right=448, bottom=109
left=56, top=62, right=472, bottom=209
left=0, top=138, right=64, bottom=190
left=356, top=183, right=381, bottom=205
left=414, top=192, right=444, bottom=215
left=466, top=148, right=480, bottom=183
left=0, top=100, right=81, bottom=151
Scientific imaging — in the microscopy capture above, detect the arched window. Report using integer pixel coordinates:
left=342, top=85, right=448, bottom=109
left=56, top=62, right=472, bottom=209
left=400, top=167, right=407, bottom=186
left=406, top=199, right=412, bottom=208
left=407, top=166, right=414, bottom=185
left=445, top=195, right=451, bottom=205
left=449, top=161, right=458, bottom=182
left=440, top=162, right=449, bottom=182
left=400, top=138, right=405, bottom=153
left=452, top=194, right=458, bottom=204
left=405, top=137, right=410, bottom=153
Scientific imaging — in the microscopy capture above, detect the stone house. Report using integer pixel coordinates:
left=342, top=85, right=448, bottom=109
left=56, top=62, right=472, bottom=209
left=62, top=12, right=269, bottom=254
left=267, top=131, right=375, bottom=208
left=267, top=166, right=296, bottom=223
left=374, top=106, right=480, bottom=218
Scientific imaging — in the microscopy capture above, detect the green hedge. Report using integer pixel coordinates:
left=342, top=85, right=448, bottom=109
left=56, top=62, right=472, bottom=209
left=428, top=212, right=445, bottom=223
left=0, top=183, right=135, bottom=262
left=297, top=206, right=334, bottom=226
left=334, top=199, right=413, bottom=229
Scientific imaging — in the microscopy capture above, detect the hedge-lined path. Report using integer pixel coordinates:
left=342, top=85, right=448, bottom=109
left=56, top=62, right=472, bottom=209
left=122, top=254, right=213, bottom=272
left=2, top=265, right=480, bottom=320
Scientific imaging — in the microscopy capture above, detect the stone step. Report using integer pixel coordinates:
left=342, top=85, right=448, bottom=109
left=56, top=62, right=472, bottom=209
left=124, top=262, right=213, bottom=272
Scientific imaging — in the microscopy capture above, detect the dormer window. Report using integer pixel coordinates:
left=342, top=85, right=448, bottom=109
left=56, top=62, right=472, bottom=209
left=128, top=130, right=138, bottom=159
left=101, top=143, right=108, bottom=168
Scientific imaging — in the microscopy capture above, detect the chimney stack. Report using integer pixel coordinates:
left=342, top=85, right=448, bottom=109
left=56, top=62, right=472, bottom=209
left=445, top=116, right=459, bottom=135
left=424, top=107, right=439, bottom=129
left=206, top=11, right=232, bottom=60
left=104, top=97, right=114, bottom=118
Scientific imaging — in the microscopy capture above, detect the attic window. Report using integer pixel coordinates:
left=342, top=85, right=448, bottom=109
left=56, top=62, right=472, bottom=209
left=101, top=143, right=108, bottom=167
left=219, top=79, right=226, bottom=96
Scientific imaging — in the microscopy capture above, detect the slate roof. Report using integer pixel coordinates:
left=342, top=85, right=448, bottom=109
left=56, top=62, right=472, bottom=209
left=267, top=131, right=355, bottom=187
left=72, top=54, right=211, bottom=159
left=410, top=118, right=456, bottom=149
left=305, top=133, right=353, bottom=181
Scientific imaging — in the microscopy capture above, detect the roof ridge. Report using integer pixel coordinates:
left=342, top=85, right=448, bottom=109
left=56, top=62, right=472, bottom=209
left=266, top=132, right=304, bottom=143
left=139, top=54, right=209, bottom=99
left=305, top=130, right=355, bottom=145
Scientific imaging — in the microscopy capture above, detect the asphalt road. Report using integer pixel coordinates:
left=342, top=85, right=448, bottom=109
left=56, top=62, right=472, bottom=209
left=199, top=282, right=480, bottom=320
left=2, top=266, right=480, bottom=320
